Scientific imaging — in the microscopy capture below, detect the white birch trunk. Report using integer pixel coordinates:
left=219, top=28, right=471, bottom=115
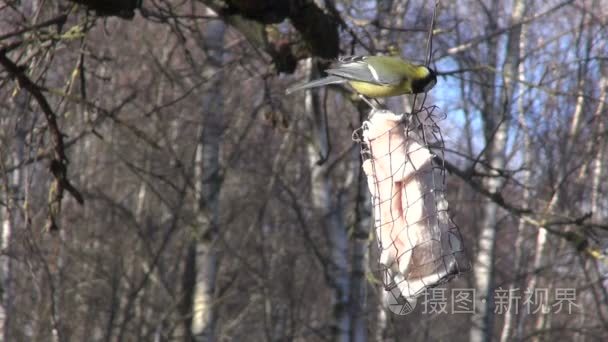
left=591, top=75, right=607, bottom=220
left=1, top=2, right=40, bottom=337
left=471, top=1, right=524, bottom=341
left=190, top=16, right=226, bottom=342
left=0, top=201, right=9, bottom=340
left=0, top=123, right=24, bottom=341
left=529, top=16, right=591, bottom=341
left=0, top=84, right=31, bottom=339
left=500, top=6, right=528, bottom=341
left=303, top=58, right=351, bottom=342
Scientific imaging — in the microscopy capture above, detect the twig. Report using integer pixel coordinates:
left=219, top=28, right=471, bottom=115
left=438, top=155, right=608, bottom=259
left=0, top=14, right=67, bottom=41
left=0, top=52, right=83, bottom=231
left=425, top=1, right=439, bottom=67
left=446, top=0, right=573, bottom=55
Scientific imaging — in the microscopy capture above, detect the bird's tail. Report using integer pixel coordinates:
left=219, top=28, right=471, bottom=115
left=285, top=76, right=346, bottom=95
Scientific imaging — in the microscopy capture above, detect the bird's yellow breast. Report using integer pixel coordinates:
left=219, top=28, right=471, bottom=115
left=348, top=80, right=413, bottom=98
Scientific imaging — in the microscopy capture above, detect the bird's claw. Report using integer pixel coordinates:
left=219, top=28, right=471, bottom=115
left=358, top=94, right=384, bottom=110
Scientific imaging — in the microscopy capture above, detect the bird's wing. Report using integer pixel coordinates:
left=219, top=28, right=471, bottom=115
left=285, top=76, right=346, bottom=94
left=325, top=56, right=403, bottom=86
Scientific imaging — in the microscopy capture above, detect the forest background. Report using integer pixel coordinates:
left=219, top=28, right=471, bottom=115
left=1, top=1, right=607, bottom=341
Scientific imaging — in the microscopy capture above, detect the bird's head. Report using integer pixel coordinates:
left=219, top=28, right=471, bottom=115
left=411, top=66, right=438, bottom=94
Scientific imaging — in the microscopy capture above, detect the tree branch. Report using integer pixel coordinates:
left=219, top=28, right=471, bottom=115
left=0, top=52, right=83, bottom=231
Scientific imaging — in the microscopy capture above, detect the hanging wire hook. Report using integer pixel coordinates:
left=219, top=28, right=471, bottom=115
left=425, top=1, right=439, bottom=67
left=409, top=1, right=438, bottom=119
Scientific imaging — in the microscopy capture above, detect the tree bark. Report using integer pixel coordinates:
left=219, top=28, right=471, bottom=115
left=304, top=58, right=351, bottom=342
left=471, top=1, right=524, bottom=341
left=350, top=139, right=370, bottom=342
left=187, top=15, right=226, bottom=342
left=590, top=74, right=607, bottom=221
left=500, top=5, right=528, bottom=341
left=0, top=92, right=27, bottom=341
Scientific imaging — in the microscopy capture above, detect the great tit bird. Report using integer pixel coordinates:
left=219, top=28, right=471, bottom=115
left=286, top=56, right=437, bottom=107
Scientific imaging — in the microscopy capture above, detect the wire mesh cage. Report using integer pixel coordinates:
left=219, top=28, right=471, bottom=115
left=354, top=106, right=469, bottom=307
